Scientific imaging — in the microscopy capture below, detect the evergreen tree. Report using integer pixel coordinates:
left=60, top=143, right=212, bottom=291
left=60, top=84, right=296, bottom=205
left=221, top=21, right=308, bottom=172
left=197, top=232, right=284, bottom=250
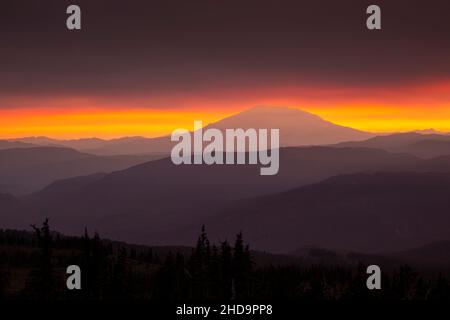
left=110, top=247, right=129, bottom=299
left=220, top=240, right=233, bottom=299
left=29, top=218, right=53, bottom=299
left=190, top=225, right=211, bottom=298
left=232, top=232, right=253, bottom=299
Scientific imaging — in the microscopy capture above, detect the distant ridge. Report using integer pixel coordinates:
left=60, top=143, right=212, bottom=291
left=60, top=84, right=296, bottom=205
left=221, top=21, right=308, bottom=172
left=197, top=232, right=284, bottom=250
left=8, top=136, right=107, bottom=150
left=413, top=128, right=449, bottom=135
left=0, top=140, right=37, bottom=150
left=334, top=132, right=450, bottom=158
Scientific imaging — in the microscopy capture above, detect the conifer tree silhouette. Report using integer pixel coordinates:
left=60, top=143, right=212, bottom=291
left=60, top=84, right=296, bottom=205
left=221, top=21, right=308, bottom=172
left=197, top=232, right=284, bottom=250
left=30, top=218, right=53, bottom=299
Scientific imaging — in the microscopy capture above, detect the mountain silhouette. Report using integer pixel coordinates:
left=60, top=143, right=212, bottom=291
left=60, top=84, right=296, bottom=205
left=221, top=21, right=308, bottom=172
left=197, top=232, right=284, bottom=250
left=204, top=106, right=373, bottom=146
left=334, top=132, right=450, bottom=158
left=85, top=136, right=172, bottom=155
left=0, top=147, right=164, bottom=195
left=386, top=241, right=450, bottom=266
left=8, top=136, right=107, bottom=150
left=200, top=172, right=450, bottom=253
left=1, top=146, right=436, bottom=246
left=0, top=140, right=37, bottom=150
left=0, top=193, right=20, bottom=226
left=9, top=107, right=373, bottom=155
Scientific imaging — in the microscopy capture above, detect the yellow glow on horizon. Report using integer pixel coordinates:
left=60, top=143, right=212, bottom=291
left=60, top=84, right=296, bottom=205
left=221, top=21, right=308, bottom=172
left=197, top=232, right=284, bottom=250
left=2, top=102, right=450, bottom=139
left=306, top=103, right=450, bottom=133
left=0, top=108, right=232, bottom=139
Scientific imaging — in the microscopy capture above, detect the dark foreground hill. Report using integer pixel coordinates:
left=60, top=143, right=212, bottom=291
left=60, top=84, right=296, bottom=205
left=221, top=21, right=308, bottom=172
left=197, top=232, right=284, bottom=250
left=200, top=172, right=450, bottom=253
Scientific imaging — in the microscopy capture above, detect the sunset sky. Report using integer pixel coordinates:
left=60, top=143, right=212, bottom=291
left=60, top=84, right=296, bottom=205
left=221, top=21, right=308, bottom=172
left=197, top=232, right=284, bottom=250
left=1, top=0, right=450, bottom=139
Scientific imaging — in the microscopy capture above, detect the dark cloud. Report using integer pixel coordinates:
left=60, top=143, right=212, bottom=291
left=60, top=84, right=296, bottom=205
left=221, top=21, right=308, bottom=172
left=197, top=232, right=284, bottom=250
left=0, top=0, right=449, bottom=98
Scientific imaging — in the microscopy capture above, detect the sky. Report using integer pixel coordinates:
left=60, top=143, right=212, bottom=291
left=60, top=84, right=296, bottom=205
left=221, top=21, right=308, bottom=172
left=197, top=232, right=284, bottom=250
left=1, top=0, right=450, bottom=138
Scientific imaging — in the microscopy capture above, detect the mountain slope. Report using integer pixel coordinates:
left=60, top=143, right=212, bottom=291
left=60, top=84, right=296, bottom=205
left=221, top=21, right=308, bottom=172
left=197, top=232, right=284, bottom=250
left=8, top=136, right=107, bottom=150
left=4, top=144, right=450, bottom=249
left=334, top=132, right=450, bottom=158
left=386, top=241, right=450, bottom=266
left=401, top=140, right=450, bottom=158
left=205, top=106, right=373, bottom=146
left=2, top=146, right=428, bottom=245
left=0, top=140, right=37, bottom=150
left=0, top=147, right=164, bottom=195
left=0, top=193, right=20, bottom=227
left=201, top=172, right=450, bottom=253
left=84, top=136, right=171, bottom=155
